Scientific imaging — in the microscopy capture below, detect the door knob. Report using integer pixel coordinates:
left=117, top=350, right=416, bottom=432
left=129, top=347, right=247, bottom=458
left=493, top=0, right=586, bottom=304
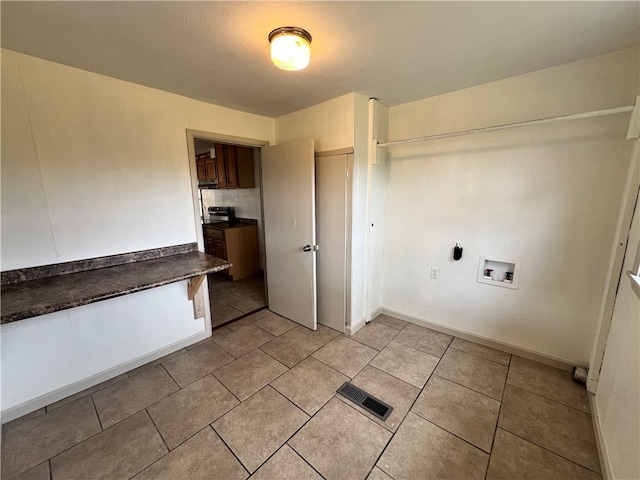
left=303, top=244, right=319, bottom=252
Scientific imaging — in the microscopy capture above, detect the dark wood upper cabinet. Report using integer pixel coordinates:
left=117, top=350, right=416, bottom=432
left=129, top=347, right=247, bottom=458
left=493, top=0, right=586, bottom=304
left=196, top=152, right=217, bottom=183
left=209, top=144, right=254, bottom=189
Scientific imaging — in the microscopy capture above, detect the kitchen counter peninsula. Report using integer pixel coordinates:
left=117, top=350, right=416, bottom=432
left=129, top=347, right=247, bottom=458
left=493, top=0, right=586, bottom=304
left=1, top=243, right=231, bottom=324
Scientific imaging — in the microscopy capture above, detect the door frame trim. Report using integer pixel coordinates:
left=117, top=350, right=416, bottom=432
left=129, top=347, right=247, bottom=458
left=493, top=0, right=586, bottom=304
left=185, top=129, right=270, bottom=335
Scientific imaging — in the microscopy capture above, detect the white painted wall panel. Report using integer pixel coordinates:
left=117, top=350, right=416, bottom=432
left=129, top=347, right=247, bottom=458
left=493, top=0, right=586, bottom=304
left=1, top=49, right=274, bottom=416
left=383, top=48, right=638, bottom=364
left=275, top=93, right=355, bottom=151
left=1, top=283, right=198, bottom=412
left=1, top=50, right=58, bottom=268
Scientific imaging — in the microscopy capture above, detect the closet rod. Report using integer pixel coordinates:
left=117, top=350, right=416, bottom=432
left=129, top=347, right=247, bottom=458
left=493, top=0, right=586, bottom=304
left=377, top=105, right=634, bottom=148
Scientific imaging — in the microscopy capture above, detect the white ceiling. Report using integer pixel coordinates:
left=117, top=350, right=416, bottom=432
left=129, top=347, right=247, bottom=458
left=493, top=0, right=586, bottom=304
left=2, top=1, right=638, bottom=118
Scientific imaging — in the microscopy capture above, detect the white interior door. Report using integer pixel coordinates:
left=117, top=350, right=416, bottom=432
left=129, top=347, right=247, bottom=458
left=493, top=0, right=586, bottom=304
left=261, top=139, right=317, bottom=330
left=316, top=152, right=352, bottom=333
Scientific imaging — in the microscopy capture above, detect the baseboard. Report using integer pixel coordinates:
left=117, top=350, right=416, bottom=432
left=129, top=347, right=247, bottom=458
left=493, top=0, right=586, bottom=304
left=347, top=317, right=367, bottom=336
left=589, top=393, right=612, bottom=480
left=368, top=306, right=382, bottom=321
left=1, top=331, right=209, bottom=423
left=380, top=307, right=580, bottom=372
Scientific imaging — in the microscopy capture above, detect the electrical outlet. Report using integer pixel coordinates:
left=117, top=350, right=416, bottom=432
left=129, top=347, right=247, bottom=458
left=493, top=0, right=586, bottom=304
left=430, top=266, right=440, bottom=279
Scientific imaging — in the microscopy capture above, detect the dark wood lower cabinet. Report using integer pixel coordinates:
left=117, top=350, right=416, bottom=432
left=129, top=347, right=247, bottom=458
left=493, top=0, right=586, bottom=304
left=203, top=225, right=259, bottom=281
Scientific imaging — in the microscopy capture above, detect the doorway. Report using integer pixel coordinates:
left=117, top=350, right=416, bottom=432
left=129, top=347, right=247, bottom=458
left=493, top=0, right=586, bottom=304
left=186, top=130, right=269, bottom=329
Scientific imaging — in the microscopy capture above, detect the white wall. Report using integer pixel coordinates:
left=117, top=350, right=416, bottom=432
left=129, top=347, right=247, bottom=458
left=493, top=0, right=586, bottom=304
left=275, top=93, right=367, bottom=324
left=382, top=48, right=638, bottom=365
left=275, top=93, right=355, bottom=152
left=1, top=49, right=274, bottom=417
left=366, top=100, right=389, bottom=318
left=350, top=93, right=371, bottom=328
left=592, top=152, right=640, bottom=480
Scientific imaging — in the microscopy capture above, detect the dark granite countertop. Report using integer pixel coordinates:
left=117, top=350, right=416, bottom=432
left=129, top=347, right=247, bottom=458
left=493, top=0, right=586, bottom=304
left=1, top=251, right=232, bottom=324
left=202, top=218, right=258, bottom=230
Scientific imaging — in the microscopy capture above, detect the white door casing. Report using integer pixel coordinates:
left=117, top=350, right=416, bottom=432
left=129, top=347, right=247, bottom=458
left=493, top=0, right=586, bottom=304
left=261, top=139, right=317, bottom=330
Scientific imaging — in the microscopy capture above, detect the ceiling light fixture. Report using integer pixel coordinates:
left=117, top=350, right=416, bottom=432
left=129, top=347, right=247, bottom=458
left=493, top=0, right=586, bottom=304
left=268, top=26, right=312, bottom=71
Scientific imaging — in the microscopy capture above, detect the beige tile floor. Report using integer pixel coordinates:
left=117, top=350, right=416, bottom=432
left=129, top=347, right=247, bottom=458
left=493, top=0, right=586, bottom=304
left=208, top=273, right=266, bottom=327
left=1, top=313, right=602, bottom=480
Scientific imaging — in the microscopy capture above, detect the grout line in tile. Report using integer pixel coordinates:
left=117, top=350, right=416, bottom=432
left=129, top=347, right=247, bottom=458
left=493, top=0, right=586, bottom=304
left=495, top=426, right=603, bottom=476
left=483, top=347, right=511, bottom=470
left=432, top=360, right=505, bottom=401
left=217, top=427, right=255, bottom=478
left=39, top=400, right=114, bottom=476
left=419, top=414, right=491, bottom=460
left=504, top=378, right=590, bottom=413
left=448, top=344, right=512, bottom=366
left=306, top=353, right=355, bottom=380
left=367, top=398, right=408, bottom=479
left=285, top=441, right=328, bottom=479
left=145, top=407, right=171, bottom=453
left=210, top=422, right=255, bottom=476
left=249, top=386, right=313, bottom=472
left=506, top=383, right=593, bottom=416
left=90, top=394, right=105, bottom=431
left=491, top=370, right=600, bottom=476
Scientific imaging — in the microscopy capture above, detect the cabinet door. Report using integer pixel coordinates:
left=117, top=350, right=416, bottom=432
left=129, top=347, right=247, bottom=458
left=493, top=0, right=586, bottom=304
left=214, top=145, right=227, bottom=187
left=204, top=236, right=216, bottom=255
left=236, top=147, right=255, bottom=188
left=224, top=145, right=239, bottom=188
left=196, top=159, right=207, bottom=182
left=213, top=238, right=227, bottom=259
left=204, top=158, right=217, bottom=181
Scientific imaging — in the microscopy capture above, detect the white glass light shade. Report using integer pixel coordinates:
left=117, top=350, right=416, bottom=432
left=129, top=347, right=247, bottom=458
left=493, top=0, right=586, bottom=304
left=269, top=27, right=312, bottom=71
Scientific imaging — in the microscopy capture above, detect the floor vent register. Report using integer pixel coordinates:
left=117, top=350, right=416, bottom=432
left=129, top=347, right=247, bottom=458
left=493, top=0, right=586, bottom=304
left=336, top=382, right=393, bottom=421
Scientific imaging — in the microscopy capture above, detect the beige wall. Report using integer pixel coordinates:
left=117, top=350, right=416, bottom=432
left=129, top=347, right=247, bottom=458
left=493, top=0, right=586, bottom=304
left=0, top=49, right=275, bottom=417
left=382, top=48, right=638, bottom=365
left=275, top=93, right=355, bottom=151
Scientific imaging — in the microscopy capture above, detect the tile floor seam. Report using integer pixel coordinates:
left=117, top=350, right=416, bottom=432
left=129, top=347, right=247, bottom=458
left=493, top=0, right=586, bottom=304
left=212, top=385, right=312, bottom=475
left=308, top=352, right=356, bottom=379
left=332, top=393, right=398, bottom=479
left=145, top=406, right=171, bottom=452
left=285, top=442, right=328, bottom=480
left=211, top=339, right=239, bottom=359
left=159, top=362, right=181, bottom=391
left=89, top=394, right=105, bottom=432
left=506, top=383, right=593, bottom=417
left=448, top=344, right=512, bottom=366
left=430, top=372, right=503, bottom=405
left=409, top=405, right=497, bottom=457
left=482, top=347, right=511, bottom=463
left=39, top=406, right=114, bottom=479
left=364, top=364, right=426, bottom=396
left=417, top=414, right=491, bottom=463
left=433, top=362, right=506, bottom=402
left=408, top=397, right=497, bottom=456
left=129, top=424, right=206, bottom=477
left=289, top=394, right=388, bottom=480
left=504, top=378, right=590, bottom=413
left=369, top=406, right=412, bottom=480
left=158, top=360, right=185, bottom=390
left=208, top=372, right=244, bottom=405
left=493, top=426, right=603, bottom=475
left=366, top=347, right=445, bottom=390
left=206, top=424, right=251, bottom=477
